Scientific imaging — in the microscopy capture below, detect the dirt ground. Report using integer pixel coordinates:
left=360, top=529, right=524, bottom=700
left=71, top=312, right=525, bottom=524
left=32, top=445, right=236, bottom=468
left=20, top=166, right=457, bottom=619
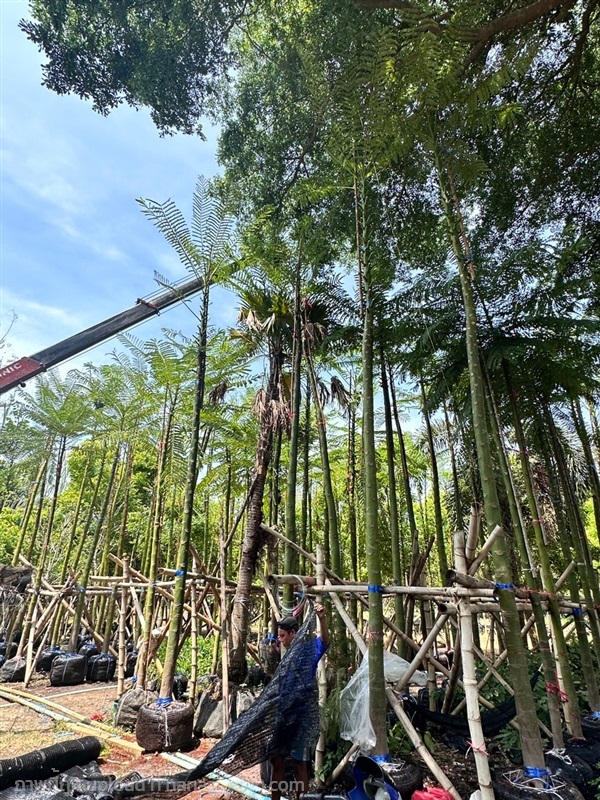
left=0, top=675, right=501, bottom=800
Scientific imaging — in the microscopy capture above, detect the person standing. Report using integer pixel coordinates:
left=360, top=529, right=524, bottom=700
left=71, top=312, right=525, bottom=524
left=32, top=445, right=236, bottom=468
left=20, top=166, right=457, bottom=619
left=270, top=603, right=329, bottom=800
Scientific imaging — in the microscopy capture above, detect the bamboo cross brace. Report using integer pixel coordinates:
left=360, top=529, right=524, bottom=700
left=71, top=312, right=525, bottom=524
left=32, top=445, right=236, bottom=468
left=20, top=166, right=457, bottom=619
left=257, top=565, right=282, bottom=619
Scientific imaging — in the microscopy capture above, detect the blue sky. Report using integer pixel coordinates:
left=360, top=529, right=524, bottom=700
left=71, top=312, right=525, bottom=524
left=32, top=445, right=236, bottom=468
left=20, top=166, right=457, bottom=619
left=1, top=0, right=235, bottom=386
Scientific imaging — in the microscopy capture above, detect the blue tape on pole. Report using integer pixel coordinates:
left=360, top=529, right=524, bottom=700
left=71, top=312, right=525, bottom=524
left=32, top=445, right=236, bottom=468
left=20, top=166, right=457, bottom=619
left=175, top=569, right=185, bottom=576
left=572, top=608, right=583, bottom=615
left=522, top=766, right=550, bottom=785
left=130, top=676, right=137, bottom=682
left=368, top=585, right=384, bottom=593
left=157, top=697, right=172, bottom=707
left=495, top=583, right=514, bottom=590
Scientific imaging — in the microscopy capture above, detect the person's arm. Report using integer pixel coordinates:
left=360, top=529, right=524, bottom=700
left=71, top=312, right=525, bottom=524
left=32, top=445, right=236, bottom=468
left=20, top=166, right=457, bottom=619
left=315, top=603, right=330, bottom=647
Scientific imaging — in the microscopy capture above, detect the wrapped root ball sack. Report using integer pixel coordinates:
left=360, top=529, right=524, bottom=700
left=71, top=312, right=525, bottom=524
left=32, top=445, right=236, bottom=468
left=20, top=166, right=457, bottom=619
left=0, top=642, right=17, bottom=659
left=78, top=642, right=99, bottom=659
left=50, top=653, right=86, bottom=686
left=136, top=700, right=194, bottom=753
left=173, top=673, right=188, bottom=702
left=86, top=653, right=116, bottom=682
left=0, top=657, right=26, bottom=683
left=36, top=647, right=64, bottom=673
left=125, top=648, right=138, bottom=678
left=114, top=686, right=158, bottom=730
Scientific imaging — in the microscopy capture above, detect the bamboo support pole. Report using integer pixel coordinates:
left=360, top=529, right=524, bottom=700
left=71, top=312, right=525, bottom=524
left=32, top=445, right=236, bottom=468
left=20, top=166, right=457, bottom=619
left=220, top=525, right=230, bottom=733
left=189, top=580, right=198, bottom=703
left=24, top=597, right=40, bottom=684
left=257, top=566, right=281, bottom=619
left=19, top=557, right=116, bottom=656
left=455, top=531, right=494, bottom=800
left=394, top=611, right=449, bottom=692
left=315, top=545, right=327, bottom=781
left=465, top=503, right=482, bottom=565
left=467, top=525, right=503, bottom=576
left=117, top=558, right=129, bottom=698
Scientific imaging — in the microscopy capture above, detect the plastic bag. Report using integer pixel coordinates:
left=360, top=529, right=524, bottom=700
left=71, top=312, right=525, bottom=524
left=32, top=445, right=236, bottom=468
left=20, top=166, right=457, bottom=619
left=340, top=651, right=427, bottom=752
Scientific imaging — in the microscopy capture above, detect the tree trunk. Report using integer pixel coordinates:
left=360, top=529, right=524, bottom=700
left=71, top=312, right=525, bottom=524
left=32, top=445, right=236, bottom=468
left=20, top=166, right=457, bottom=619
left=434, top=148, right=545, bottom=769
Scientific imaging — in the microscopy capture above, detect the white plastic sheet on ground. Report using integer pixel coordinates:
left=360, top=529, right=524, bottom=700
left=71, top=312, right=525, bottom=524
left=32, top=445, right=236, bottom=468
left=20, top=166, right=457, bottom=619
left=339, top=651, right=428, bottom=752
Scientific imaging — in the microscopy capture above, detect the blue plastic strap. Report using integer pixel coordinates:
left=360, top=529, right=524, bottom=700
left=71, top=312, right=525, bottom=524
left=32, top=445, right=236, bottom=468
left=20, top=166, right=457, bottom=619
left=368, top=585, right=384, bottom=593
left=157, top=697, right=172, bottom=707
left=495, top=583, right=514, bottom=590
left=175, top=569, right=185, bottom=576
left=130, top=676, right=137, bottom=682
left=371, top=754, right=391, bottom=763
left=572, top=607, right=583, bottom=615
left=522, top=766, right=550, bottom=785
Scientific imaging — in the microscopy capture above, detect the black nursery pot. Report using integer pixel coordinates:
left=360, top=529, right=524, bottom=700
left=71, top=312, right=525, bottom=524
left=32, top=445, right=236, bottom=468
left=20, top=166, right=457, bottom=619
left=135, top=700, right=194, bottom=753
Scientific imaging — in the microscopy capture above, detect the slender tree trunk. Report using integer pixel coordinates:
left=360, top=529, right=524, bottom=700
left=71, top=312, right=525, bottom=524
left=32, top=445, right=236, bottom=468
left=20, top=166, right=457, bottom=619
left=137, top=392, right=177, bottom=687
left=301, top=386, right=311, bottom=576
left=284, top=270, right=303, bottom=583
left=160, top=288, right=209, bottom=699
left=18, top=435, right=67, bottom=658
left=229, top=349, right=282, bottom=684
left=305, top=349, right=342, bottom=579
left=12, top=449, right=50, bottom=566
left=435, top=147, right=544, bottom=769
left=69, top=443, right=121, bottom=652
left=485, top=370, right=567, bottom=742
left=356, top=166, right=387, bottom=757
left=346, top=389, right=359, bottom=629
left=381, top=349, right=405, bottom=636
left=420, top=377, right=448, bottom=580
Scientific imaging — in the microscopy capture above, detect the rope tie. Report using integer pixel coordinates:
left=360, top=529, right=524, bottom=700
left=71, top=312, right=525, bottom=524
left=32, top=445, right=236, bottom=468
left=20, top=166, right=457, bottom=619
left=317, top=418, right=326, bottom=426
left=368, top=630, right=384, bottom=640
left=545, top=682, right=569, bottom=702
left=163, top=706, right=172, bottom=748
left=466, top=740, right=489, bottom=757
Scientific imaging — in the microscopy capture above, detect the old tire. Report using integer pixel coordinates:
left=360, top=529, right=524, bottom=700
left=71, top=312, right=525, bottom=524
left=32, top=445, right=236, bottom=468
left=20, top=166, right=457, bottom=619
left=564, top=739, right=600, bottom=776
left=383, top=760, right=423, bottom=800
left=136, top=701, right=194, bottom=753
left=493, top=768, right=585, bottom=800
left=545, top=749, right=597, bottom=800
left=580, top=714, right=600, bottom=743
